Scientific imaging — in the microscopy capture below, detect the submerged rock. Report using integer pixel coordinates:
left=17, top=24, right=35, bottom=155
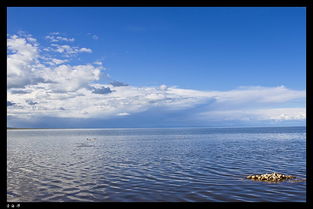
left=246, top=172, right=296, bottom=182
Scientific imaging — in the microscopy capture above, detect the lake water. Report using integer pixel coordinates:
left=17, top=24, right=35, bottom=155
left=7, top=126, right=306, bottom=202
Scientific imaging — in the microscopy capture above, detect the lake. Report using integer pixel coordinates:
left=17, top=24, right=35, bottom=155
left=7, top=126, right=306, bottom=202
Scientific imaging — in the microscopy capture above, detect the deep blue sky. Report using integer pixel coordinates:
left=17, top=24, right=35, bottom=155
left=7, top=7, right=306, bottom=90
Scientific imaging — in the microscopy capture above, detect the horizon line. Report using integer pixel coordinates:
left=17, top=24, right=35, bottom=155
left=6, top=125, right=306, bottom=130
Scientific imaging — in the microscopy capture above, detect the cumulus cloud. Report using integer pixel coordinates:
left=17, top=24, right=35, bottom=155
left=7, top=33, right=103, bottom=93
left=40, top=64, right=102, bottom=92
left=7, top=34, right=43, bottom=88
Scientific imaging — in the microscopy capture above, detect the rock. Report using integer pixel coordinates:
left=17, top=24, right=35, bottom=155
left=246, top=172, right=297, bottom=182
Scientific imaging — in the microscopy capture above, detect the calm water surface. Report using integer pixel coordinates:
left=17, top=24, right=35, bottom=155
left=7, top=126, right=306, bottom=202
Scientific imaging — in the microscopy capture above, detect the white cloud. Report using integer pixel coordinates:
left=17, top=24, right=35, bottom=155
left=214, top=86, right=306, bottom=104
left=197, top=107, right=306, bottom=121
left=92, top=35, right=99, bottom=40
left=7, top=34, right=42, bottom=88
left=93, top=61, right=103, bottom=65
left=7, top=83, right=306, bottom=121
left=117, top=112, right=130, bottom=116
left=79, top=47, right=92, bottom=53
left=160, top=84, right=168, bottom=90
left=45, top=44, right=92, bottom=57
left=51, top=58, right=69, bottom=65
left=40, top=64, right=102, bottom=92
left=45, top=34, right=75, bottom=42
left=253, top=108, right=306, bottom=120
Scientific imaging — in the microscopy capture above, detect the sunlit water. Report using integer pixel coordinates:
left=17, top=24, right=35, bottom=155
left=7, top=126, right=306, bottom=202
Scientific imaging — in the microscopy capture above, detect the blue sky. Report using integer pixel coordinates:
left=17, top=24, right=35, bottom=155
left=7, top=7, right=306, bottom=128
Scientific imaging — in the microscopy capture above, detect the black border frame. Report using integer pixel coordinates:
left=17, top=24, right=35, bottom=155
left=2, top=0, right=311, bottom=208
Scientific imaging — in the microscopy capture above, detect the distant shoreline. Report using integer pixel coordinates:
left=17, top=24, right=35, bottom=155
left=7, top=126, right=306, bottom=130
left=7, top=128, right=51, bottom=129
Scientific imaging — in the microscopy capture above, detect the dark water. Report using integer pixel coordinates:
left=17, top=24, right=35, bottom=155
left=7, top=126, right=306, bottom=202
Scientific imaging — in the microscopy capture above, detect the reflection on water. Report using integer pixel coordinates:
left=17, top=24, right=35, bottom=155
left=7, top=127, right=306, bottom=202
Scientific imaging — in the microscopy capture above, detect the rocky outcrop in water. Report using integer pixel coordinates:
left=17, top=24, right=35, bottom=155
left=246, top=172, right=296, bottom=182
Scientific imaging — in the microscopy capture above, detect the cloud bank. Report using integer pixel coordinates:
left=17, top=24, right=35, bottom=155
left=7, top=33, right=306, bottom=128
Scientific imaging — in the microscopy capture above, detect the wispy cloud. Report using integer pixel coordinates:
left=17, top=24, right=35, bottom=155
left=92, top=35, right=99, bottom=40
left=45, top=33, right=75, bottom=42
left=44, top=44, right=92, bottom=57
left=87, top=33, right=99, bottom=40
